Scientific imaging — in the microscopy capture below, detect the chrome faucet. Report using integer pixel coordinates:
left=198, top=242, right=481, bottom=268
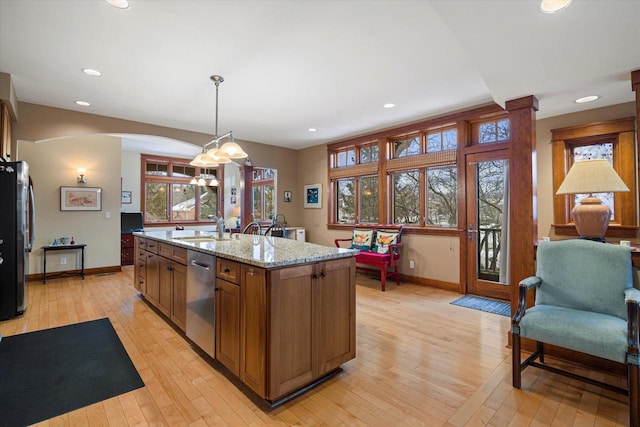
left=217, top=218, right=225, bottom=238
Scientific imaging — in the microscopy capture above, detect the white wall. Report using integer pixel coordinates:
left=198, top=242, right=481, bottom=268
left=120, top=150, right=141, bottom=212
left=18, top=135, right=122, bottom=274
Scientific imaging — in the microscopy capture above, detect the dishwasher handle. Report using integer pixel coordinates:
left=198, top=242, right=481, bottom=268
left=190, top=259, right=212, bottom=271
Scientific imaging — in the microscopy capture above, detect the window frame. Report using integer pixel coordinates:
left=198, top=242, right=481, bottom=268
left=551, top=117, right=636, bottom=238
left=141, top=154, right=224, bottom=226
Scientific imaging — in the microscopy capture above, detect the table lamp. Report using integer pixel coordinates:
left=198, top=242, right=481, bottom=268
left=556, top=158, right=629, bottom=242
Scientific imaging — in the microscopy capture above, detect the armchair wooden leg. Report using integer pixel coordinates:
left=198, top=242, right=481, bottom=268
left=395, top=265, right=400, bottom=286
left=512, top=332, right=522, bottom=389
left=629, top=363, right=639, bottom=427
left=380, top=265, right=386, bottom=291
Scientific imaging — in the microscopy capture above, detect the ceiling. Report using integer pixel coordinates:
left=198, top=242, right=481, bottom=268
left=1, top=0, right=639, bottom=153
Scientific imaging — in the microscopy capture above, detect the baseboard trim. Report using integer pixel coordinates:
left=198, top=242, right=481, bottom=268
left=27, top=265, right=122, bottom=282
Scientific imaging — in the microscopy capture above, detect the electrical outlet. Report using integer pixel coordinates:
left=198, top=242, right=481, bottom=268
left=60, top=257, right=67, bottom=265
left=409, top=260, right=415, bottom=269
left=105, top=211, right=111, bottom=219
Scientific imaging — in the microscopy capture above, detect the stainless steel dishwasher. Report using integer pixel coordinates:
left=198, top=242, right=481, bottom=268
left=186, top=250, right=216, bottom=358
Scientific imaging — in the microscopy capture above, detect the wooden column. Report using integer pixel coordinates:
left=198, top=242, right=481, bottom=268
left=505, top=96, right=538, bottom=318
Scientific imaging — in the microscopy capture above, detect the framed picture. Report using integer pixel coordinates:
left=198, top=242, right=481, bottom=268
left=284, top=190, right=292, bottom=202
left=121, top=191, right=132, bottom=204
left=61, top=186, right=102, bottom=211
left=303, top=183, right=322, bottom=209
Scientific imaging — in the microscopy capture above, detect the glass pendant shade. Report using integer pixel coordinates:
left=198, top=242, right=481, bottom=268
left=189, top=152, right=219, bottom=167
left=205, top=147, right=232, bottom=164
left=217, top=141, right=248, bottom=159
left=197, top=177, right=207, bottom=186
left=209, top=176, right=219, bottom=186
left=189, top=177, right=198, bottom=185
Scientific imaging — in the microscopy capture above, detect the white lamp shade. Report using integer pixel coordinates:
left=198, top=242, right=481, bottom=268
left=556, top=159, right=629, bottom=195
left=205, top=147, right=232, bottom=164
left=217, top=141, right=248, bottom=159
left=189, top=153, right=219, bottom=167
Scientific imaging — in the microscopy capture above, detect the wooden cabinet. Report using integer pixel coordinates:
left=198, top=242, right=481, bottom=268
left=170, top=262, right=187, bottom=330
left=134, top=237, right=186, bottom=331
left=216, top=278, right=240, bottom=376
left=121, top=233, right=134, bottom=266
left=157, top=257, right=173, bottom=317
left=241, top=257, right=356, bottom=401
left=240, top=264, right=267, bottom=397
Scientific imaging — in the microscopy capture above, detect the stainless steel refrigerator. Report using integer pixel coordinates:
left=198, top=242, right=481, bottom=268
left=0, top=161, right=35, bottom=320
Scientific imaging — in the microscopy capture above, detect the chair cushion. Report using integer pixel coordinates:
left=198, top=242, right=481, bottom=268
left=373, top=230, right=399, bottom=254
left=356, top=251, right=390, bottom=264
left=519, top=304, right=628, bottom=363
left=351, top=228, right=374, bottom=251
left=536, top=240, right=632, bottom=320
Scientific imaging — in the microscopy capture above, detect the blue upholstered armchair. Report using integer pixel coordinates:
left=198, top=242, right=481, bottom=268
left=512, top=239, right=640, bottom=426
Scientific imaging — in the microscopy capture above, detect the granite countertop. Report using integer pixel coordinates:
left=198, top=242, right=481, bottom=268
left=134, top=230, right=357, bottom=269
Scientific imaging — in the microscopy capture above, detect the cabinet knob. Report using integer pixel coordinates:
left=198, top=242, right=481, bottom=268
left=321, top=271, right=326, bottom=278
left=224, top=268, right=231, bottom=273
left=248, top=268, right=255, bottom=276
left=313, top=273, right=319, bottom=279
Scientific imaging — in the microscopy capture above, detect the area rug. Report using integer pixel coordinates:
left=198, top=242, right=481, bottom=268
left=450, top=295, right=510, bottom=317
left=0, top=318, right=144, bottom=427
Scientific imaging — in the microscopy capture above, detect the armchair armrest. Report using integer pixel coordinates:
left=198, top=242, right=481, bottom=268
left=513, top=276, right=542, bottom=325
left=625, top=288, right=640, bottom=303
left=389, top=241, right=403, bottom=256
left=334, top=238, right=352, bottom=248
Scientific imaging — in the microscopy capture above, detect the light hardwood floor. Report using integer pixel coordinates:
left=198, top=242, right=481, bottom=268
left=0, top=268, right=630, bottom=426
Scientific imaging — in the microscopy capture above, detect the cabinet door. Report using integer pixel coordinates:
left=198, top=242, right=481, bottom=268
left=267, top=263, right=315, bottom=400
left=171, top=262, right=187, bottom=331
left=240, top=265, right=267, bottom=398
left=317, top=257, right=356, bottom=375
left=157, top=257, right=172, bottom=316
left=216, top=278, right=240, bottom=376
left=146, top=252, right=160, bottom=305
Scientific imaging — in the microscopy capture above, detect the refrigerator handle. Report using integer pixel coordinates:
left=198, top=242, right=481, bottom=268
left=28, top=184, right=35, bottom=252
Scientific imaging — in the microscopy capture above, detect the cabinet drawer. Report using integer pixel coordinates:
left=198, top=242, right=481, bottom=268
left=121, top=233, right=134, bottom=248
left=217, top=258, right=241, bottom=284
left=159, top=243, right=188, bottom=264
left=145, top=239, right=159, bottom=254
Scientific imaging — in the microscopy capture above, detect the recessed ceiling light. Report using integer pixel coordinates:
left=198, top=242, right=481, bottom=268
left=539, top=0, right=573, bottom=14
left=82, top=68, right=102, bottom=77
left=75, top=100, right=91, bottom=106
left=308, top=128, right=317, bottom=132
left=105, top=0, right=130, bottom=9
left=575, top=95, right=600, bottom=104
left=383, top=103, right=395, bottom=109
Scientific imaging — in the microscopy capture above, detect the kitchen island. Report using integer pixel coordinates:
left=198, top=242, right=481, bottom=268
left=133, top=230, right=357, bottom=406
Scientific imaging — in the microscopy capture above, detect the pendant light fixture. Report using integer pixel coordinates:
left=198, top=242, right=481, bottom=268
left=190, top=75, right=248, bottom=168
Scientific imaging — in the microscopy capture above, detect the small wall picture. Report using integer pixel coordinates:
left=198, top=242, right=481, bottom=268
left=61, top=186, right=102, bottom=211
left=231, top=196, right=237, bottom=204
left=231, top=187, right=237, bottom=195
left=284, top=190, right=292, bottom=202
left=303, top=184, right=322, bottom=209
left=121, top=191, right=132, bottom=204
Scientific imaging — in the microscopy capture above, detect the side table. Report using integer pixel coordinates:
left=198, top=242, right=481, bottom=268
left=41, top=244, right=86, bottom=284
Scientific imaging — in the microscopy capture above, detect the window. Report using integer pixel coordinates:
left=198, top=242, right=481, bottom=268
left=359, top=176, right=379, bottom=223
left=426, top=165, right=457, bottom=227
left=142, top=155, right=223, bottom=225
left=329, top=125, right=460, bottom=229
left=392, top=170, right=419, bottom=224
left=552, top=117, right=636, bottom=236
left=252, top=167, right=276, bottom=221
left=393, top=135, right=421, bottom=158
left=478, top=119, right=509, bottom=144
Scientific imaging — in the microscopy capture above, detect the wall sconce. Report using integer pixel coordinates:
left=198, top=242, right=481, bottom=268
left=77, top=168, right=87, bottom=184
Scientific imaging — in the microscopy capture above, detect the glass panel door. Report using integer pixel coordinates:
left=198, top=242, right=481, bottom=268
left=466, top=151, right=510, bottom=300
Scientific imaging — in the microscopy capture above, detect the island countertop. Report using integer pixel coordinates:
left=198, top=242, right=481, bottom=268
left=134, top=230, right=357, bottom=269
